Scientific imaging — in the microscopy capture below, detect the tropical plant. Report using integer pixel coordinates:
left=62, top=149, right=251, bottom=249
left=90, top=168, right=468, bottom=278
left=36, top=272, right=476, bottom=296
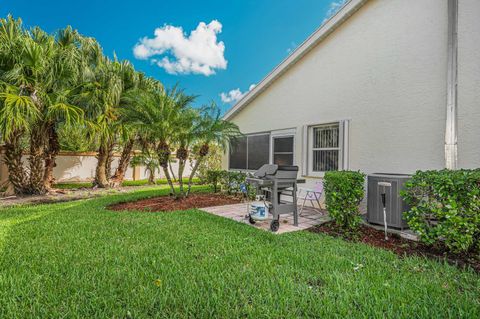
left=185, top=103, right=241, bottom=196
left=122, top=86, right=193, bottom=197
left=57, top=123, right=98, bottom=152
left=171, top=104, right=200, bottom=197
left=0, top=16, right=88, bottom=194
left=0, top=15, right=242, bottom=198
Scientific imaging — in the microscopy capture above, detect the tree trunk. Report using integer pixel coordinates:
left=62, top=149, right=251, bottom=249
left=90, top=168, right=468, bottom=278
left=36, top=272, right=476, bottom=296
left=3, top=131, right=28, bottom=195
left=185, top=156, right=203, bottom=197
left=28, top=128, right=46, bottom=195
left=178, top=161, right=186, bottom=196
left=169, top=160, right=177, bottom=182
left=43, top=124, right=60, bottom=191
left=94, top=143, right=109, bottom=188
left=147, top=166, right=156, bottom=184
left=176, top=146, right=188, bottom=197
left=157, top=141, right=175, bottom=197
left=161, top=164, right=176, bottom=197
left=105, top=139, right=114, bottom=179
left=186, top=143, right=209, bottom=197
left=109, top=138, right=134, bottom=188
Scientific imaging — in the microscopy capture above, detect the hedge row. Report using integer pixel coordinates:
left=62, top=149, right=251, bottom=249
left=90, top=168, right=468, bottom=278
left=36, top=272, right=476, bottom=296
left=323, top=169, right=480, bottom=253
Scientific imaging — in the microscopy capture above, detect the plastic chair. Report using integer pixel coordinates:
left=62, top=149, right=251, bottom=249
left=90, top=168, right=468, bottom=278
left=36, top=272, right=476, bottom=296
left=297, top=181, right=323, bottom=215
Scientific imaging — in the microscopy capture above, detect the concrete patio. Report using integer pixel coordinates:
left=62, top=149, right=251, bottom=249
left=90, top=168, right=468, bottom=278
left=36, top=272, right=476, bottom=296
left=201, top=202, right=330, bottom=234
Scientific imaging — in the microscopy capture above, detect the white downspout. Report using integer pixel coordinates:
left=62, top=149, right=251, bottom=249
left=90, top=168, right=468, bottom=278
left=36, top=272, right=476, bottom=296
left=445, top=0, right=458, bottom=170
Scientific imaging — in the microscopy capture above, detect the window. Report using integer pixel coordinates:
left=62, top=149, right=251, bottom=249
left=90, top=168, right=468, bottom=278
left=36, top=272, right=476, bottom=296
left=247, top=134, right=270, bottom=170
left=229, top=136, right=247, bottom=169
left=229, top=133, right=270, bottom=170
left=306, top=122, right=348, bottom=176
left=273, top=136, right=294, bottom=165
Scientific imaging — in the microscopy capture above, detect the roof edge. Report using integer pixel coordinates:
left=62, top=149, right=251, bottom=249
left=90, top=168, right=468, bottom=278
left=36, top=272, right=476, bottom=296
left=223, top=0, right=370, bottom=120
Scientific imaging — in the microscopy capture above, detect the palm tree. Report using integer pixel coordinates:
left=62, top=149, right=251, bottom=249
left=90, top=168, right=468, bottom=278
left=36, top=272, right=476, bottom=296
left=0, top=84, right=38, bottom=194
left=0, top=18, right=84, bottom=194
left=109, top=74, right=160, bottom=187
left=0, top=16, right=164, bottom=195
left=0, top=16, right=40, bottom=194
left=121, top=86, right=186, bottom=197
left=77, top=57, right=136, bottom=188
left=40, top=26, right=85, bottom=190
left=169, top=95, right=198, bottom=197
left=185, top=103, right=241, bottom=196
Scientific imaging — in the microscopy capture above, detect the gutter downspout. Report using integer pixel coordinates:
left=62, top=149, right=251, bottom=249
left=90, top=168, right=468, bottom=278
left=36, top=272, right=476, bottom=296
left=445, top=0, right=458, bottom=169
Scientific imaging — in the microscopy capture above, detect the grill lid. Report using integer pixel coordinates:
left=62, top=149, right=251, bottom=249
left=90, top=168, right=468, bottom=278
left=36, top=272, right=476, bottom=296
left=254, top=164, right=278, bottom=178
left=253, top=164, right=299, bottom=179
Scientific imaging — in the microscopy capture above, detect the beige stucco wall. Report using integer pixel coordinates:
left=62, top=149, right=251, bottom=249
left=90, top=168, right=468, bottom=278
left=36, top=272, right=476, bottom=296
left=0, top=151, right=194, bottom=184
left=52, top=155, right=193, bottom=182
left=457, top=0, right=480, bottom=169
left=223, top=0, right=479, bottom=183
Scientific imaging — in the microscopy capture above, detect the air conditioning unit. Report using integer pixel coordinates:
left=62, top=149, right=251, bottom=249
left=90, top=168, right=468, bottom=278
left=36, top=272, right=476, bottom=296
left=367, top=173, right=411, bottom=230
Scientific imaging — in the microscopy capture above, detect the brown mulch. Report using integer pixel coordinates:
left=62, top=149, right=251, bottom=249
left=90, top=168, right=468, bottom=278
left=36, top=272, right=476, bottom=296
left=309, top=221, right=480, bottom=272
left=109, top=193, right=243, bottom=212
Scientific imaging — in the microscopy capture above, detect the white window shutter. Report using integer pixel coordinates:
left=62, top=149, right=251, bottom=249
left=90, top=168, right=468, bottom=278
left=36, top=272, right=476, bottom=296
left=302, top=125, right=308, bottom=176
left=342, top=120, right=350, bottom=170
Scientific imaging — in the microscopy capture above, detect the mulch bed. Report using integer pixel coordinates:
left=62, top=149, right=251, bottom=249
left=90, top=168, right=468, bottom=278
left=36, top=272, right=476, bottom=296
left=309, top=221, right=480, bottom=272
left=109, top=193, right=243, bottom=212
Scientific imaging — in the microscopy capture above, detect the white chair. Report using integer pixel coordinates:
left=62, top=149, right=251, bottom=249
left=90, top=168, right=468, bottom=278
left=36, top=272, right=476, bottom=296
left=297, top=181, right=324, bottom=215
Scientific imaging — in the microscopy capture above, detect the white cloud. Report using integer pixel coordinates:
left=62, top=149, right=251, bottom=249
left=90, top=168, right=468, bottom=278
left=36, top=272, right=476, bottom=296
left=133, top=20, right=227, bottom=76
left=220, top=84, right=256, bottom=104
left=323, top=0, right=347, bottom=24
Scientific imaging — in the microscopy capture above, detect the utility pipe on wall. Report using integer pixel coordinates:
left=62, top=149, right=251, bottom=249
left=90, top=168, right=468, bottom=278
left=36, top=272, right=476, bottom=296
left=445, top=0, right=458, bottom=170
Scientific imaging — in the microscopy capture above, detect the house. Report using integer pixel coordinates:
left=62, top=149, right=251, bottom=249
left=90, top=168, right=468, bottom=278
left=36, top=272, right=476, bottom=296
left=222, top=0, right=480, bottom=184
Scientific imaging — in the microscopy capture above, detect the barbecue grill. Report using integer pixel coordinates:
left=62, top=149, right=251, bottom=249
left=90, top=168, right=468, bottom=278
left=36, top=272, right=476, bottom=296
left=245, top=164, right=299, bottom=232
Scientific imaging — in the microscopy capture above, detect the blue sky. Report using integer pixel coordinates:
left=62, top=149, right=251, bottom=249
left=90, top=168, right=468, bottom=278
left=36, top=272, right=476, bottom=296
left=1, top=0, right=344, bottom=112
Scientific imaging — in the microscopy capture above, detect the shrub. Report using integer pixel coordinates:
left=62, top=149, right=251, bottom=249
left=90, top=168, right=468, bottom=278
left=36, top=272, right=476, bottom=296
left=206, top=170, right=223, bottom=193
left=219, top=170, right=247, bottom=195
left=324, top=171, right=366, bottom=232
left=401, top=169, right=480, bottom=253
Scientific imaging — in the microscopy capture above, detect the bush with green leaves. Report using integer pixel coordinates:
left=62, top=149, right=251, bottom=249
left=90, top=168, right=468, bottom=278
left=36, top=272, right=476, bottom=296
left=206, top=170, right=223, bottom=193
left=219, top=170, right=248, bottom=195
left=324, top=171, right=366, bottom=232
left=401, top=169, right=480, bottom=253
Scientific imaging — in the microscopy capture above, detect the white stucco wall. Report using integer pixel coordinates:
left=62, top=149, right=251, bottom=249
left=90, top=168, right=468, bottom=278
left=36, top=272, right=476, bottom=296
left=457, top=0, right=480, bottom=169
left=223, top=0, right=478, bottom=182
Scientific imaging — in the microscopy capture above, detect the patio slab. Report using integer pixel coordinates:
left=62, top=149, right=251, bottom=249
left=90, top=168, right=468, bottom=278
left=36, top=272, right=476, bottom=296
left=201, top=202, right=330, bottom=234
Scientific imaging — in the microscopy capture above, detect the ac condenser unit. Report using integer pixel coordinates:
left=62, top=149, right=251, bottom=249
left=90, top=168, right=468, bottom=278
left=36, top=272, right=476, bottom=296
left=367, top=173, right=411, bottom=230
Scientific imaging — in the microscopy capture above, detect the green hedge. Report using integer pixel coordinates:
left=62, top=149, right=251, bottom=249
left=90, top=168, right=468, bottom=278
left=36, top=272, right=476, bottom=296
left=324, top=171, right=366, bottom=232
left=401, top=169, right=480, bottom=253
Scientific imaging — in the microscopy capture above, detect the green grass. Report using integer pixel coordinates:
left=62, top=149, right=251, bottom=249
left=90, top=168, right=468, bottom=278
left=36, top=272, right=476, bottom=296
left=0, top=187, right=479, bottom=318
left=54, top=177, right=202, bottom=189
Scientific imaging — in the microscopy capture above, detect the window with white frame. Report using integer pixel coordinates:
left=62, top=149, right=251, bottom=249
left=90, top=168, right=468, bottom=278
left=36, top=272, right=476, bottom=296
left=305, top=121, right=348, bottom=176
left=272, top=136, right=294, bottom=166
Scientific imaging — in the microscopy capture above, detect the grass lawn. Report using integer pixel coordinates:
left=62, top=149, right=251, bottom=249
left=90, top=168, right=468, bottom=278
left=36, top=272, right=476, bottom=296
left=0, top=187, right=479, bottom=318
